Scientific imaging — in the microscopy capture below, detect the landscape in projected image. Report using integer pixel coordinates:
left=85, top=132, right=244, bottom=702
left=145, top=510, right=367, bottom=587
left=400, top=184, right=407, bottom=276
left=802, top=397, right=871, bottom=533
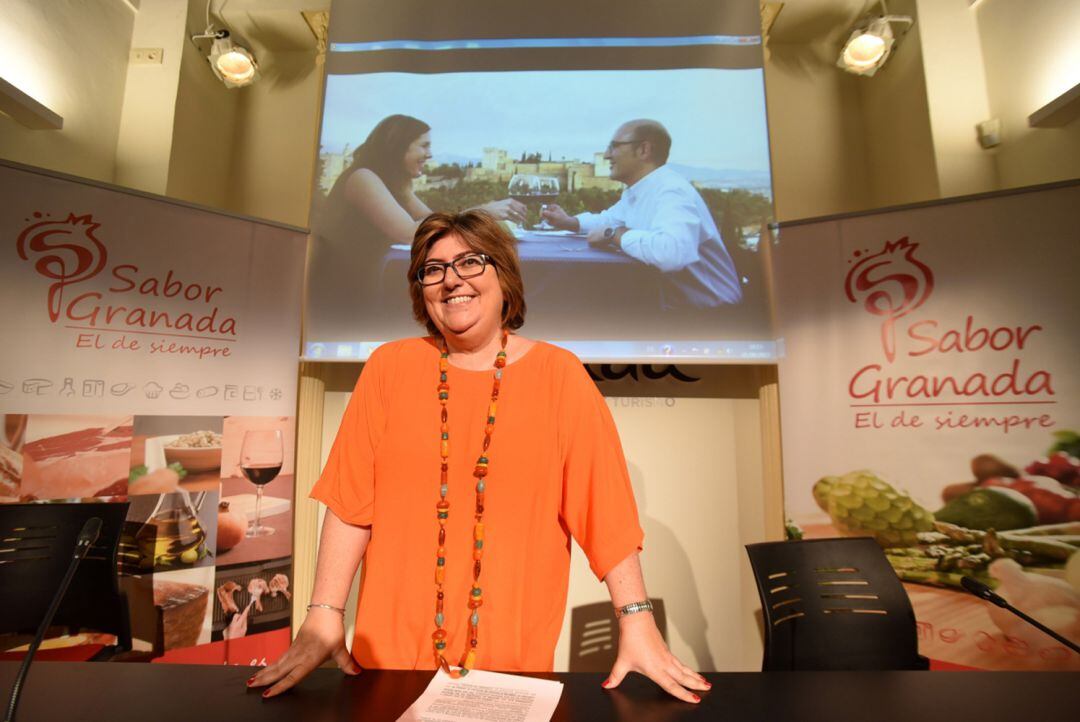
left=316, top=69, right=770, bottom=224
left=307, top=68, right=776, bottom=360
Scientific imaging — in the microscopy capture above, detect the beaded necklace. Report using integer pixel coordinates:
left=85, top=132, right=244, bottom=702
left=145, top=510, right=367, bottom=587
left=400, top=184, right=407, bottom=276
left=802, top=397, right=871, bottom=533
left=432, top=331, right=507, bottom=677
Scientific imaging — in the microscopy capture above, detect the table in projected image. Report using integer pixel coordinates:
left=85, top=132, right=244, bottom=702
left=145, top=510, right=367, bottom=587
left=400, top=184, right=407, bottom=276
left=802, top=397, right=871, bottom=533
left=381, top=232, right=662, bottom=314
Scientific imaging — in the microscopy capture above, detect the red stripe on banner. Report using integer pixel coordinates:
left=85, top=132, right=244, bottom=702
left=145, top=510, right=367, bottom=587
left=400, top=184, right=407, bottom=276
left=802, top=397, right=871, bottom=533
left=849, top=401, right=1056, bottom=407
left=63, top=325, right=236, bottom=342
left=151, top=629, right=292, bottom=667
left=928, top=658, right=982, bottom=672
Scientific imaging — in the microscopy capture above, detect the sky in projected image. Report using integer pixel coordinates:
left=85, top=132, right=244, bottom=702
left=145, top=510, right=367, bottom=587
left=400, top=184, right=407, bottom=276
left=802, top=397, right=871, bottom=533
left=320, top=69, right=770, bottom=176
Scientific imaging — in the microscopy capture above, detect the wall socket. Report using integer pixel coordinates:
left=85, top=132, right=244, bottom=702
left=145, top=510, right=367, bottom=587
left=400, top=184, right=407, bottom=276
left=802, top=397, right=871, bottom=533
left=130, top=47, right=164, bottom=65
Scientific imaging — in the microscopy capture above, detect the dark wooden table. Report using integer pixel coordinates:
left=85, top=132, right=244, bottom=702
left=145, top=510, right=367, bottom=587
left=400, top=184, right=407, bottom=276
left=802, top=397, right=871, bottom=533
left=2, top=662, right=1077, bottom=721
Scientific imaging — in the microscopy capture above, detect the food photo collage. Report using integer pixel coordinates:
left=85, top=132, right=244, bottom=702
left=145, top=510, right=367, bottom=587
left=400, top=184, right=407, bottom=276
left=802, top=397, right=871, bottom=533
left=1, top=413, right=296, bottom=663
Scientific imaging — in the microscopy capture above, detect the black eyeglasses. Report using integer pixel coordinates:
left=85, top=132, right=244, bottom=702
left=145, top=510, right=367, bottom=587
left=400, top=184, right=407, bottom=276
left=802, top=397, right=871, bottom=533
left=606, top=139, right=642, bottom=152
left=417, top=253, right=493, bottom=286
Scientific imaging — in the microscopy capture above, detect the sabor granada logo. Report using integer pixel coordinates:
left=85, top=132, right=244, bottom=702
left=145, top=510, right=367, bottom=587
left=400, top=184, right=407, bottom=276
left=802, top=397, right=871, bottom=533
left=16, top=212, right=107, bottom=322
left=844, top=236, right=934, bottom=363
left=15, top=212, right=238, bottom=345
left=842, top=235, right=1052, bottom=410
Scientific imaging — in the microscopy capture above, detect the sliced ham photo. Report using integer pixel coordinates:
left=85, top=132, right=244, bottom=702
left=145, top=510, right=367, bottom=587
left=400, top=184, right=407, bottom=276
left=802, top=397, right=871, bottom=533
left=20, top=418, right=133, bottom=500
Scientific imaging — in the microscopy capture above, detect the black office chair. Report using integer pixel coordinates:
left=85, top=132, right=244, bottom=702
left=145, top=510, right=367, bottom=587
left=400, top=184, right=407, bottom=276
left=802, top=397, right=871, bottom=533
left=745, top=537, right=929, bottom=671
left=0, top=502, right=132, bottom=657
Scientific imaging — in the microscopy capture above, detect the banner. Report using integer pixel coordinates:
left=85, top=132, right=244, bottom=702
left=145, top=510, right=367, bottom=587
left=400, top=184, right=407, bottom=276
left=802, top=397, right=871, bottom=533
left=775, top=182, right=1080, bottom=670
left=0, top=161, right=306, bottom=665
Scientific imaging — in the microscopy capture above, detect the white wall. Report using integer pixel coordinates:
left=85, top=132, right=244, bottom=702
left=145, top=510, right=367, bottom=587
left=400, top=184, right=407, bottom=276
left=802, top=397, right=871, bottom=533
left=227, top=51, right=323, bottom=228
left=114, top=0, right=188, bottom=194
left=0, top=0, right=134, bottom=183
left=765, top=42, right=871, bottom=221
left=165, top=0, right=241, bottom=212
left=916, top=0, right=998, bottom=197
left=976, top=0, right=1080, bottom=188
left=857, top=0, right=940, bottom=209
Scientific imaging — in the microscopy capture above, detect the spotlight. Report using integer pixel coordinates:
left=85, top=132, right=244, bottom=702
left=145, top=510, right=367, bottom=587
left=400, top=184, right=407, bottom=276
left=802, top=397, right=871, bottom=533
left=191, top=0, right=258, bottom=90
left=837, top=6, right=913, bottom=77
left=208, top=30, right=257, bottom=88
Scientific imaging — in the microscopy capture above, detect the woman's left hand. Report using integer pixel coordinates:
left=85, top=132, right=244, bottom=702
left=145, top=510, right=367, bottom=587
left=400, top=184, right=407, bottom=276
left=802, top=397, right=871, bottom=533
left=603, top=613, right=710, bottom=703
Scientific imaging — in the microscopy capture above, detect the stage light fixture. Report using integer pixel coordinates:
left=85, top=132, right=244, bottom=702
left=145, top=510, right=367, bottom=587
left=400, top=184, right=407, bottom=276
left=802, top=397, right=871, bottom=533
left=837, top=5, right=913, bottom=77
left=208, top=31, right=257, bottom=88
left=190, top=0, right=258, bottom=89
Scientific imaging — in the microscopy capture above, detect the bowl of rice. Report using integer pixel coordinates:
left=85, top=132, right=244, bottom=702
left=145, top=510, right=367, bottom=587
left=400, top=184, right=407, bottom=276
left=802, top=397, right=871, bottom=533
left=163, top=430, right=222, bottom=473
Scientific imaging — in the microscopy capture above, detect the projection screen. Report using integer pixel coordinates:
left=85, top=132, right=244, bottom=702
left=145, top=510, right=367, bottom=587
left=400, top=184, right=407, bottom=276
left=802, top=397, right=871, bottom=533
left=304, top=0, right=775, bottom=362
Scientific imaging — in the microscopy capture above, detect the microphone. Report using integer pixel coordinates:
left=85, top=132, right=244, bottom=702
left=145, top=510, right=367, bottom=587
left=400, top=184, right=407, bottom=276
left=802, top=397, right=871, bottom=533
left=959, top=576, right=1080, bottom=656
left=74, top=517, right=102, bottom=557
left=959, top=576, right=1007, bottom=606
left=4, top=517, right=103, bottom=722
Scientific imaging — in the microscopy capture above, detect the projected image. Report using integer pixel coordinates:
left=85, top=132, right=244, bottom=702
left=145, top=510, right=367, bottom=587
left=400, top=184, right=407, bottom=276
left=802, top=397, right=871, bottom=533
left=307, top=67, right=774, bottom=361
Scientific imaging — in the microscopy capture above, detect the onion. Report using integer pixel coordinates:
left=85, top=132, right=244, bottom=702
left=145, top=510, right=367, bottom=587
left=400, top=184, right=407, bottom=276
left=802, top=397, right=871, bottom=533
left=217, top=500, right=246, bottom=552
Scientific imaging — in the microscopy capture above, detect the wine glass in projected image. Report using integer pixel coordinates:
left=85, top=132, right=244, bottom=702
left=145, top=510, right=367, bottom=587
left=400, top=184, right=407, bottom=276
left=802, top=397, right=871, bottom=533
left=240, top=429, right=283, bottom=537
left=535, top=176, right=560, bottom=230
left=508, top=174, right=538, bottom=229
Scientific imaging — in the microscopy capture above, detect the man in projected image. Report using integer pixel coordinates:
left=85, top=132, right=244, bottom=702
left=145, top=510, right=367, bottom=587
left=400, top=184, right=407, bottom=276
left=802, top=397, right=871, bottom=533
left=542, top=119, right=742, bottom=307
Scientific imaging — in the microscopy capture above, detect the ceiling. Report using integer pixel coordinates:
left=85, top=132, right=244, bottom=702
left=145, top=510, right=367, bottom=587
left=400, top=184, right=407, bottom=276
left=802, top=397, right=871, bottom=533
left=204, top=0, right=330, bottom=56
left=765, top=0, right=877, bottom=45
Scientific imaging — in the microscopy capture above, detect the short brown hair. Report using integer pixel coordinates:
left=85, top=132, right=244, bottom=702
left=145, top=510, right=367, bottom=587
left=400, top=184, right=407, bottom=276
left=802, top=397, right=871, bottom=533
left=408, top=210, right=527, bottom=336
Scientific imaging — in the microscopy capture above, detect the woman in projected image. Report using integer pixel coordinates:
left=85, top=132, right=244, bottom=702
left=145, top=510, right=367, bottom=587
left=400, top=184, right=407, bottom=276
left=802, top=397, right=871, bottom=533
left=250, top=211, right=710, bottom=704
left=313, top=115, right=526, bottom=320
left=320, top=114, right=526, bottom=248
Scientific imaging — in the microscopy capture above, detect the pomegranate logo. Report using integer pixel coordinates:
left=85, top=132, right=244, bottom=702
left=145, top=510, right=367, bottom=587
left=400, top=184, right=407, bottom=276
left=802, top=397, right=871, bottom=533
left=16, top=213, right=107, bottom=322
left=844, top=237, right=934, bottom=363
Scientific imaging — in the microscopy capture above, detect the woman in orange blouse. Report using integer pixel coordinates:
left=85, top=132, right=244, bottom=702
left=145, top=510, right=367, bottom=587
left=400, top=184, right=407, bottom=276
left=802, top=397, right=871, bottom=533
left=250, top=211, right=708, bottom=703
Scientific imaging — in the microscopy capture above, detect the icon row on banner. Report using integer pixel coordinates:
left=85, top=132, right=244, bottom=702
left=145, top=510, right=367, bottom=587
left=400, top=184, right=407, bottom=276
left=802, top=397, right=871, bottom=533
left=0, top=378, right=283, bottom=402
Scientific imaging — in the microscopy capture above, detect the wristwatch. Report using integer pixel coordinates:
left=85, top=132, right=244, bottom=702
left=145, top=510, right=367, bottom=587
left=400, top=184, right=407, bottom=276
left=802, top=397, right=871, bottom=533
left=602, top=226, right=626, bottom=247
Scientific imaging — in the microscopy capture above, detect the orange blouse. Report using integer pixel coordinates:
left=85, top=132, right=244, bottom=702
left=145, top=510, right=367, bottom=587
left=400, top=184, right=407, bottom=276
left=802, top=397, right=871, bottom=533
left=311, top=337, right=643, bottom=671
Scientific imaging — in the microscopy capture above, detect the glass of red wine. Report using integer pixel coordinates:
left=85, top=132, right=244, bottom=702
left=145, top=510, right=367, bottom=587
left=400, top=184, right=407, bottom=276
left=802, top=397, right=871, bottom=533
left=508, top=174, right=539, bottom=229
left=535, top=176, right=560, bottom=230
left=240, top=429, right=283, bottom=538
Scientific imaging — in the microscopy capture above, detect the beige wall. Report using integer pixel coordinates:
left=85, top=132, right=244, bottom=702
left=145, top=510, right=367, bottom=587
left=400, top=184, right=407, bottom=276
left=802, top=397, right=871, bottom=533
left=226, top=51, right=323, bottom=227
left=856, top=0, right=940, bottom=209
left=165, top=0, right=241, bottom=212
left=0, top=0, right=134, bottom=183
left=976, top=0, right=1080, bottom=188
left=916, top=0, right=998, bottom=197
left=764, top=42, right=870, bottom=221
left=114, top=0, right=187, bottom=195
left=764, top=0, right=939, bottom=220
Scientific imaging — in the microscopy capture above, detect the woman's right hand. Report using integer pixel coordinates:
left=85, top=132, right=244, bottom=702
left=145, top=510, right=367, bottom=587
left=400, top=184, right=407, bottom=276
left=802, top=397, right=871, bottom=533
left=246, top=608, right=360, bottom=698
left=477, top=198, right=528, bottom=224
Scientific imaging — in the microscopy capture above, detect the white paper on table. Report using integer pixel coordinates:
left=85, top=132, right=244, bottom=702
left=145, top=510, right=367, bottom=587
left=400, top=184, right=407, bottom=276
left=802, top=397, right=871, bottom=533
left=397, top=669, right=563, bottom=722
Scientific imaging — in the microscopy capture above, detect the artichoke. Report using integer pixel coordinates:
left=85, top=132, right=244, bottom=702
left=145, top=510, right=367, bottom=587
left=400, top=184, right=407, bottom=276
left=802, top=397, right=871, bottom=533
left=813, top=470, right=935, bottom=547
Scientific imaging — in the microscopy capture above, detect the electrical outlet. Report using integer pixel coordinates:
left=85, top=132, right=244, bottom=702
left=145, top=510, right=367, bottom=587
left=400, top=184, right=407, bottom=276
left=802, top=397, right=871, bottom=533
left=130, top=47, right=164, bottom=65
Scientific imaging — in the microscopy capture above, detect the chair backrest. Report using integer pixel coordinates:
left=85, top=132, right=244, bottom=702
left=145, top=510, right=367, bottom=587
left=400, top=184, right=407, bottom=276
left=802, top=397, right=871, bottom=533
left=745, top=537, right=924, bottom=671
left=0, top=502, right=131, bottom=649
left=568, top=598, right=667, bottom=672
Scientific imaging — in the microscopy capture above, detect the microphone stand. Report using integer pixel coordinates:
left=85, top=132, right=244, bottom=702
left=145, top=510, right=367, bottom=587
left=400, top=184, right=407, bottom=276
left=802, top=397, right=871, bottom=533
left=3, top=517, right=102, bottom=722
left=960, top=576, right=1080, bottom=655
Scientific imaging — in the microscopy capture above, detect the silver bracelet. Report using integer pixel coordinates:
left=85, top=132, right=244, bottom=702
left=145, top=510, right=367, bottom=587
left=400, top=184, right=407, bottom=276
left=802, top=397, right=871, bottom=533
left=614, top=600, right=654, bottom=619
left=307, top=602, right=346, bottom=615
